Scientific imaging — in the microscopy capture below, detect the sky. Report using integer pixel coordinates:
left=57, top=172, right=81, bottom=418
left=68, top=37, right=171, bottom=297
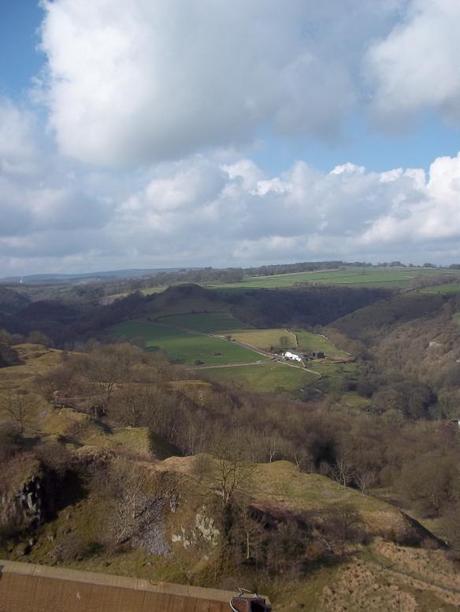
left=1, top=0, right=460, bottom=274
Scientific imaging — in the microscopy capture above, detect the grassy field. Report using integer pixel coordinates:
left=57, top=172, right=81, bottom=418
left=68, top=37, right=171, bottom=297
left=295, top=330, right=349, bottom=358
left=208, top=266, right=459, bottom=290
left=309, top=360, right=359, bottom=388
left=223, top=325, right=347, bottom=358
left=156, top=311, right=249, bottom=333
left=111, top=319, right=262, bottom=365
left=110, top=305, right=354, bottom=394
left=202, top=361, right=316, bottom=393
left=420, top=282, right=460, bottom=295
left=111, top=315, right=351, bottom=393
left=101, top=285, right=168, bottom=304
left=230, top=328, right=297, bottom=350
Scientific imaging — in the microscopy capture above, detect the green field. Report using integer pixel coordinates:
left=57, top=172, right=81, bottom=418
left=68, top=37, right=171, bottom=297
left=207, top=266, right=459, bottom=290
left=156, top=311, right=249, bottom=333
left=295, top=330, right=349, bottom=359
left=202, top=362, right=317, bottom=393
left=111, top=311, right=353, bottom=394
left=230, top=328, right=297, bottom=350
left=309, top=360, right=359, bottom=390
left=111, top=319, right=262, bottom=365
left=420, top=282, right=460, bottom=295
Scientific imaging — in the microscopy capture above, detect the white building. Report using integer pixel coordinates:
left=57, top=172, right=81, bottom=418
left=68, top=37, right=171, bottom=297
left=282, top=351, right=303, bottom=363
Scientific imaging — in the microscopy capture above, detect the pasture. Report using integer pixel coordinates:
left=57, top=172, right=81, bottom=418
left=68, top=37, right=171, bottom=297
left=156, top=311, right=248, bottom=333
left=111, top=319, right=262, bottom=365
left=420, top=282, right=460, bottom=295
left=295, top=330, right=349, bottom=359
left=111, top=309, right=354, bottom=394
left=230, top=328, right=297, bottom=350
left=309, top=360, right=359, bottom=390
left=208, top=266, right=460, bottom=290
left=202, top=361, right=317, bottom=393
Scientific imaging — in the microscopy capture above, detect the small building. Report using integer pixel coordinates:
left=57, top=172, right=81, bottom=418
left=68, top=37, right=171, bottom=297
left=282, top=351, right=303, bottom=363
left=305, top=351, right=325, bottom=360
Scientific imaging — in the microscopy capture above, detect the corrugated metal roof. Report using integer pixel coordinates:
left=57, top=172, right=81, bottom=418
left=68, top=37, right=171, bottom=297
left=0, top=559, right=236, bottom=612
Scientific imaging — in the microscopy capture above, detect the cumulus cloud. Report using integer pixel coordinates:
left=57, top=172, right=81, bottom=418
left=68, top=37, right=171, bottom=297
left=93, top=152, right=460, bottom=270
left=3, top=0, right=460, bottom=274
left=2, top=138, right=460, bottom=272
left=2, top=93, right=460, bottom=272
left=366, top=0, right=460, bottom=124
left=39, top=0, right=400, bottom=166
left=0, top=98, right=39, bottom=175
left=0, top=98, right=111, bottom=266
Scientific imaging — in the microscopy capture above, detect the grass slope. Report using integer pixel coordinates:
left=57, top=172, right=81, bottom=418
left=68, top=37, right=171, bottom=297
left=420, top=282, right=460, bottom=295
left=0, top=345, right=167, bottom=458
left=156, top=311, right=249, bottom=333
left=111, top=319, right=262, bottom=365
left=202, top=362, right=317, bottom=393
left=208, top=266, right=460, bottom=290
left=295, top=330, right=349, bottom=359
left=230, top=328, right=297, bottom=350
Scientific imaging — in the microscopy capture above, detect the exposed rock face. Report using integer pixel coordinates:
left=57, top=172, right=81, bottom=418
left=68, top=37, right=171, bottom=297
left=172, top=506, right=220, bottom=550
left=0, top=455, right=82, bottom=539
left=1, top=459, right=45, bottom=534
left=16, top=475, right=44, bottom=529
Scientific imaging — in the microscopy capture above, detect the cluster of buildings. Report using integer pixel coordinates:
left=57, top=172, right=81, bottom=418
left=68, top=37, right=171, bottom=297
left=281, top=350, right=325, bottom=364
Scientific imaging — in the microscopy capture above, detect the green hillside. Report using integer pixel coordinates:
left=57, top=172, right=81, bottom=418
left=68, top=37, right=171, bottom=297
left=207, top=266, right=460, bottom=290
left=111, top=319, right=263, bottom=365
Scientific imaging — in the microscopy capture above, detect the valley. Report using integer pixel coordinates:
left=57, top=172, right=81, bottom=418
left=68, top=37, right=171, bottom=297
left=1, top=264, right=460, bottom=610
left=111, top=309, right=350, bottom=394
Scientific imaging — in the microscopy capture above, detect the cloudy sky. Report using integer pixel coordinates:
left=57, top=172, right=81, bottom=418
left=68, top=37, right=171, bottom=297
left=1, top=0, right=460, bottom=274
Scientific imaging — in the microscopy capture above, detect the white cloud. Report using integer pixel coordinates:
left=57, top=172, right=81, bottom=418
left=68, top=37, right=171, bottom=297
left=360, top=154, right=460, bottom=244
left=39, top=0, right=400, bottom=166
left=0, top=98, right=39, bottom=175
left=366, top=0, right=460, bottom=124
left=2, top=91, right=460, bottom=273
left=2, top=147, right=460, bottom=272
left=96, top=151, right=460, bottom=270
left=0, top=99, right=111, bottom=259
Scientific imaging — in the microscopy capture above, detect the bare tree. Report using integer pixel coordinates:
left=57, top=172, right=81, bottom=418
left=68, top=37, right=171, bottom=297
left=319, top=504, right=365, bottom=556
left=1, top=392, right=34, bottom=435
left=332, top=453, right=354, bottom=487
left=354, top=468, right=377, bottom=494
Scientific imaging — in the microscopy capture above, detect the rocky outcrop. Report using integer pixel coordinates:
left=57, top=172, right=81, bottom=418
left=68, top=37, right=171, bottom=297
left=1, top=456, right=44, bottom=534
left=0, top=454, right=84, bottom=539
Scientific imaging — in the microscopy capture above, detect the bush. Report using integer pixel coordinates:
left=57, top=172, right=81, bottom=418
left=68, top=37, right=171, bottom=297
left=0, top=421, right=21, bottom=461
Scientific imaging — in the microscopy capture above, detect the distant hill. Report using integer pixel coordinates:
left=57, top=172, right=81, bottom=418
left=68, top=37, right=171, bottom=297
left=0, top=287, right=29, bottom=314
left=0, top=268, right=184, bottom=286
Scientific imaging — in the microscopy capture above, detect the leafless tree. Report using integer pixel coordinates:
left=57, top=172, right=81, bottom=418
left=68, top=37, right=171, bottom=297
left=332, top=453, right=354, bottom=487
left=354, top=468, right=377, bottom=494
left=1, top=392, right=34, bottom=435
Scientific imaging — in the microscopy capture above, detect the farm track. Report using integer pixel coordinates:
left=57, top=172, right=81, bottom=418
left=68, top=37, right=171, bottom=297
left=190, top=361, right=266, bottom=370
left=209, top=330, right=322, bottom=376
left=154, top=317, right=322, bottom=375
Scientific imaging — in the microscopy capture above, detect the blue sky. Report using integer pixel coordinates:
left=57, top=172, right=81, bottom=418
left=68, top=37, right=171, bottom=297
left=0, top=1, right=44, bottom=98
left=1, top=1, right=460, bottom=273
left=1, top=0, right=459, bottom=175
left=253, top=112, right=460, bottom=175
